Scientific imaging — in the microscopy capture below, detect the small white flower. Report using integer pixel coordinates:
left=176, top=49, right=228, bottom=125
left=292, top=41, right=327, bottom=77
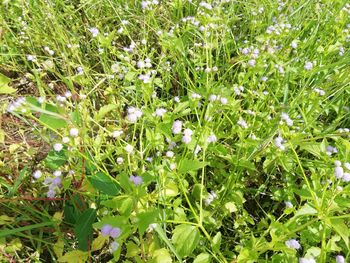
left=334, top=166, right=344, bottom=179
left=64, top=91, right=72, bottom=98
left=183, top=128, right=193, bottom=137
left=170, top=163, right=176, bottom=170
left=117, top=157, right=124, bottom=164
left=248, top=59, right=256, bottom=67
left=27, top=55, right=37, bottom=61
left=53, top=170, right=62, bottom=177
left=285, top=201, right=293, bottom=208
left=336, top=255, right=345, bottom=263
left=154, top=108, right=167, bottom=117
left=291, top=41, right=298, bottom=49
left=334, top=160, right=342, bottom=167
left=182, top=135, right=192, bottom=144
left=209, top=94, right=217, bottom=102
left=304, top=61, right=313, bottom=71
left=33, top=170, right=42, bottom=179
left=172, top=120, right=183, bottom=134
left=274, top=136, right=286, bottom=151
left=110, top=241, right=119, bottom=252
left=285, top=239, right=301, bottom=249
left=166, top=151, right=174, bottom=158
left=70, top=128, right=79, bottom=137
left=54, top=143, right=63, bottom=152
left=207, top=134, right=217, bottom=143
left=125, top=144, right=133, bottom=154
left=191, top=93, right=201, bottom=99
left=137, top=60, right=145, bottom=69
left=112, top=130, right=123, bottom=138
left=62, top=137, right=70, bottom=143
left=127, top=113, right=138, bottom=122
left=299, top=258, right=316, bottom=263
left=342, top=172, right=350, bottom=182
left=344, top=162, right=350, bottom=170
left=220, top=97, right=228, bottom=105
left=237, top=119, right=248, bottom=129
left=89, top=27, right=99, bottom=37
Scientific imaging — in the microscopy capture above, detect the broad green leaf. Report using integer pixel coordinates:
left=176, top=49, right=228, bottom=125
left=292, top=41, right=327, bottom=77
left=91, top=234, right=108, bottom=251
left=212, top=232, right=222, bottom=252
left=178, top=158, right=208, bottom=174
left=171, top=224, right=200, bottom=257
left=193, top=253, right=211, bottom=263
left=295, top=203, right=317, bottom=217
left=136, top=209, right=159, bottom=235
left=88, top=172, right=120, bottom=196
left=39, top=104, right=67, bottom=129
left=74, top=208, right=96, bottom=251
left=329, top=218, right=349, bottom=248
left=44, top=150, right=67, bottom=170
left=0, top=73, right=16, bottom=94
left=58, top=250, right=88, bottom=263
left=151, top=248, right=173, bottom=263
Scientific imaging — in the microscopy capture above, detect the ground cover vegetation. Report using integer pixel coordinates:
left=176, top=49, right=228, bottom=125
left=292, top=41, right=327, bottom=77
left=1, top=0, right=350, bottom=262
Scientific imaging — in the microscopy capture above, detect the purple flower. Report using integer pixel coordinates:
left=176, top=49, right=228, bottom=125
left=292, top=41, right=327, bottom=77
left=129, top=175, right=143, bottom=186
left=52, top=177, right=62, bottom=186
left=101, top=224, right=113, bottom=236
left=47, top=189, right=55, bottom=198
left=110, top=227, right=121, bottom=238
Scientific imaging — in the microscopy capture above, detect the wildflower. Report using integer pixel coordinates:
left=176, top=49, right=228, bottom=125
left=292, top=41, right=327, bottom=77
left=88, top=27, right=99, bottom=37
left=47, top=189, right=55, bottom=198
left=194, top=145, right=202, bottom=155
left=204, top=191, right=217, bottom=206
left=166, top=151, right=174, bottom=158
left=209, top=94, right=217, bottom=102
left=334, top=160, right=342, bottom=167
left=53, top=170, right=62, bottom=177
left=274, top=136, right=286, bottom=151
left=182, top=135, right=192, bottom=144
left=336, top=255, right=345, bottom=263
left=314, top=88, right=325, bottom=96
left=285, top=239, right=301, bottom=249
left=172, top=120, right=183, bottom=134
left=125, top=144, right=133, bottom=154
left=137, top=60, right=145, bottom=69
left=183, top=129, right=193, bottom=137
left=326, top=146, right=338, bottom=156
left=70, top=128, right=79, bottom=137
left=304, top=61, right=313, bottom=70
left=248, top=59, right=256, bottom=67
left=138, top=73, right=151, bottom=83
left=154, top=108, right=167, bottom=117
left=27, top=55, right=37, bottom=61
left=285, top=201, right=293, bottom=208
left=77, top=66, right=84, bottom=75
left=191, top=93, right=201, bottom=99
left=237, top=119, right=248, bottom=129
left=109, top=227, right=121, bottom=238
left=220, top=97, right=228, bottom=105
left=291, top=41, right=298, bottom=49
left=56, top=95, right=66, bottom=103
left=110, top=241, right=119, bottom=252
left=207, top=134, right=217, bottom=143
left=112, top=130, right=123, bottom=138
left=344, top=162, right=350, bottom=170
left=174, top=96, right=180, bottom=103
left=116, top=157, right=124, bottom=164
left=342, top=172, right=350, bottom=182
left=53, top=143, right=63, bottom=152
left=101, top=224, right=113, bottom=236
left=129, top=175, right=143, bottom=186
left=170, top=163, right=176, bottom=170
left=299, top=258, right=316, bottom=263
left=334, top=166, right=344, bottom=179
left=33, top=170, right=42, bottom=179
left=52, top=177, right=62, bottom=186
left=281, top=113, right=293, bottom=126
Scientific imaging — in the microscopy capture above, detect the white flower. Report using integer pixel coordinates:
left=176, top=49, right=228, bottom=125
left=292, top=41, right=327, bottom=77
left=220, top=97, right=228, bottom=105
left=344, top=162, right=350, bottom=170
left=248, top=59, right=256, bottom=67
left=194, top=145, right=202, bottom=155
left=127, top=113, right=138, bottom=122
left=77, top=66, right=84, bottom=75
left=237, top=119, right=248, bottom=129
left=170, top=163, right=176, bottom=170
left=117, top=157, right=124, bottom=164
left=138, top=73, right=151, bottom=83
left=62, top=137, right=70, bottom=143
left=54, top=143, right=63, bottom=152
left=112, top=130, right=123, bottom=138
left=182, top=135, right=192, bottom=144
left=69, top=128, right=79, bottom=137
left=304, top=61, right=313, bottom=71
left=342, top=172, right=350, bottom=182
left=291, top=41, right=298, bottom=49
left=166, top=151, right=174, bottom=158
left=53, top=170, right=62, bottom=177
left=207, top=134, right=217, bottom=143
left=110, top=241, right=119, bottom=252
left=281, top=113, right=293, bottom=126
left=285, top=201, right=293, bottom=208
left=64, top=91, right=72, bottom=98
left=209, top=94, right=217, bottom=102
left=336, top=255, right=345, bottom=263
left=191, top=93, right=201, bottom=99
left=172, top=120, right=183, bottom=134
left=27, top=55, right=37, bottom=61
left=285, top=239, right=301, bottom=249
left=299, top=258, right=316, bottom=263
left=205, top=191, right=217, bottom=206
left=334, top=160, right=342, bottom=167
left=183, top=129, right=193, bottom=137
left=125, top=144, right=133, bottom=154
left=33, top=170, right=42, bottom=179
left=137, top=60, right=145, bottom=69
left=334, top=166, right=344, bottom=179
left=89, top=27, right=99, bottom=37
left=154, top=108, right=167, bottom=117
left=274, top=136, right=286, bottom=151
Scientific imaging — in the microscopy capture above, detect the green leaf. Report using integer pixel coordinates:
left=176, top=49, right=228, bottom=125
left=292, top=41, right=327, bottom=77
left=95, top=104, right=118, bottom=122
left=74, top=208, right=96, bottom=251
left=295, top=203, right=317, bottom=217
left=329, top=218, right=349, bottom=248
left=171, top=224, right=200, bottom=257
left=151, top=248, right=173, bottom=263
left=39, top=104, right=67, bottom=129
left=154, top=224, right=182, bottom=262
left=212, top=232, right=222, bottom=252
left=44, top=150, right=67, bottom=170
left=0, top=73, right=16, bottom=94
left=178, top=158, right=207, bottom=174
left=58, top=250, right=88, bottom=263
left=136, top=209, right=159, bottom=235
left=193, top=253, right=211, bottom=263
left=88, top=172, right=120, bottom=196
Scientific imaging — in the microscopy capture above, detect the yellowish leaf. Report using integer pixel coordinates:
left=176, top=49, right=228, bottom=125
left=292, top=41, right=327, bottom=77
left=91, top=234, right=108, bottom=252
left=53, top=238, right=64, bottom=258
left=58, top=250, right=88, bottom=263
